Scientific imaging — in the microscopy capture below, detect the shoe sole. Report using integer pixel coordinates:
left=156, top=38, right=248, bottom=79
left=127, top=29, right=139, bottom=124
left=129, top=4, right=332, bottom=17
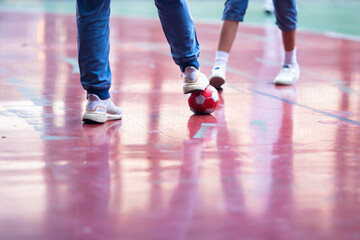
left=183, top=83, right=208, bottom=94
left=83, top=112, right=122, bottom=124
left=209, top=76, right=225, bottom=90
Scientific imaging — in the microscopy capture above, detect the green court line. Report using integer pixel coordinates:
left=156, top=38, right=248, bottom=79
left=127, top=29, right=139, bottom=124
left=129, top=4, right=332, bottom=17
left=0, top=0, right=359, bottom=38
left=193, top=123, right=218, bottom=139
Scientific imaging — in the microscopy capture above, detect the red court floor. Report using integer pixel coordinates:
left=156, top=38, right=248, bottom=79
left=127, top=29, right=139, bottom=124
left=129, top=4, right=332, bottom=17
left=1, top=11, right=360, bottom=240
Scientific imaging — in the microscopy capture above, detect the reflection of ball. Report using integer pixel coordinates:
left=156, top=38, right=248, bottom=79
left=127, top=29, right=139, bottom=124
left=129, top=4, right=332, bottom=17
left=187, top=114, right=218, bottom=142
left=188, top=85, right=220, bottom=114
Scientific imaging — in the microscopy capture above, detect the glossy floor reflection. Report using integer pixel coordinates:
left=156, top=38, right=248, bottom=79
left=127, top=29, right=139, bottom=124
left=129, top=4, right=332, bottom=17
left=1, top=10, right=360, bottom=240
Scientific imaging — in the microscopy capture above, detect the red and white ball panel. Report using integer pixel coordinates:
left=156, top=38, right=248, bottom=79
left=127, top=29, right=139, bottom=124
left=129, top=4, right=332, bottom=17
left=188, top=85, right=220, bottom=115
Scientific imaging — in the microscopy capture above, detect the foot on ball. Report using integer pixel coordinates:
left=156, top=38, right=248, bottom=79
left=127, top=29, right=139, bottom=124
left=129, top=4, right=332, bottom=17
left=183, top=66, right=209, bottom=94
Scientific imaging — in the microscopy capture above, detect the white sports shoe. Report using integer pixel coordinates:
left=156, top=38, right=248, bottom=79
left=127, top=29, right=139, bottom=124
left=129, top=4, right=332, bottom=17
left=274, top=64, right=300, bottom=85
left=209, top=65, right=226, bottom=90
left=263, top=0, right=274, bottom=14
left=183, top=66, right=209, bottom=94
left=83, top=94, right=122, bottom=124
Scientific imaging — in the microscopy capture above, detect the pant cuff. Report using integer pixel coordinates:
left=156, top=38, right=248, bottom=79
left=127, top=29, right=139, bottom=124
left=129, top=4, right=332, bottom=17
left=179, top=59, right=200, bottom=72
left=87, top=88, right=110, bottom=100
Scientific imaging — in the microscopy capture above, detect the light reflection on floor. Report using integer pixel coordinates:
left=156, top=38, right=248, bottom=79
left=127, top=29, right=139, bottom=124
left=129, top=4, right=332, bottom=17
left=0, top=10, right=360, bottom=240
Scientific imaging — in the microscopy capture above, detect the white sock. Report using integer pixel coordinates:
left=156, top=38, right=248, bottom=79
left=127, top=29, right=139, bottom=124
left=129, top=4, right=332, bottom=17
left=214, top=51, right=229, bottom=69
left=284, top=47, right=297, bottom=65
left=184, top=66, right=199, bottom=82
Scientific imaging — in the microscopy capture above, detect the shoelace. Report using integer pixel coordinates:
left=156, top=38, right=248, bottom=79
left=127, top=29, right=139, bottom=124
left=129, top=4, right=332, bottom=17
left=282, top=64, right=291, bottom=70
left=278, top=65, right=292, bottom=75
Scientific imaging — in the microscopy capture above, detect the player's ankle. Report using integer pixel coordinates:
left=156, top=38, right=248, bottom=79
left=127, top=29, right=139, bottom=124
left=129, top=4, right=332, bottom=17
left=180, top=59, right=200, bottom=73
left=87, top=89, right=110, bottom=100
left=284, top=47, right=297, bottom=65
left=215, top=51, right=229, bottom=65
left=183, top=66, right=199, bottom=82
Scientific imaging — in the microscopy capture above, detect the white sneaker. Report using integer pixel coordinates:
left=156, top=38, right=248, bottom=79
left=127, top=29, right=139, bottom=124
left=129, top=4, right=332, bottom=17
left=209, top=65, right=226, bottom=90
left=83, top=94, right=122, bottom=124
left=263, top=0, right=274, bottom=14
left=274, top=64, right=300, bottom=85
left=183, top=66, right=209, bottom=94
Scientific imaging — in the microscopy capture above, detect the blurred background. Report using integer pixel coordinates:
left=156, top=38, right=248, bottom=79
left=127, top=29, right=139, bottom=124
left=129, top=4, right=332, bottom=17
left=0, top=0, right=359, bottom=38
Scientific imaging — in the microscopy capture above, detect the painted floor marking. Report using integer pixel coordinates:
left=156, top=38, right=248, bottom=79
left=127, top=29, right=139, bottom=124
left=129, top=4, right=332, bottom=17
left=193, top=123, right=217, bottom=139
left=227, top=84, right=360, bottom=126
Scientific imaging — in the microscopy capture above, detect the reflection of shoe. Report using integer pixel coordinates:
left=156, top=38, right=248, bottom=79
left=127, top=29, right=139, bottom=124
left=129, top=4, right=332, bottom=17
left=187, top=114, right=218, bottom=143
left=217, top=89, right=224, bottom=107
left=274, top=64, right=300, bottom=85
left=275, top=85, right=298, bottom=102
left=183, top=66, right=209, bottom=94
left=209, top=66, right=226, bottom=90
left=213, top=90, right=226, bottom=124
left=82, top=120, right=122, bottom=146
left=83, top=94, right=122, bottom=124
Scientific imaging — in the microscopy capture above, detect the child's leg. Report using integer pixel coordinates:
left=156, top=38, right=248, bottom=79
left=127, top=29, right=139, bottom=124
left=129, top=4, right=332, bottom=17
left=209, top=21, right=237, bottom=89
left=210, top=0, right=249, bottom=89
left=155, top=0, right=209, bottom=94
left=217, top=0, right=249, bottom=54
left=273, top=0, right=300, bottom=85
left=282, top=30, right=297, bottom=65
left=273, top=0, right=298, bottom=64
left=154, top=0, right=199, bottom=72
left=218, top=20, right=239, bottom=53
left=282, top=30, right=296, bottom=52
left=76, top=0, right=111, bottom=100
left=77, top=0, right=122, bottom=123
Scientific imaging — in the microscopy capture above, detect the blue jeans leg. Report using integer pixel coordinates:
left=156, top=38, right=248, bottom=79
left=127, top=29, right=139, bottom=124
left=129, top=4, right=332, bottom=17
left=154, top=0, right=200, bottom=72
left=273, top=0, right=297, bottom=32
left=76, top=0, right=111, bottom=100
left=222, top=0, right=249, bottom=22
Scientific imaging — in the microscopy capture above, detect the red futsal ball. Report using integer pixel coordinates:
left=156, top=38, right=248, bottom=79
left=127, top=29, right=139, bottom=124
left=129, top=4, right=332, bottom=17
left=188, top=85, right=220, bottom=114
